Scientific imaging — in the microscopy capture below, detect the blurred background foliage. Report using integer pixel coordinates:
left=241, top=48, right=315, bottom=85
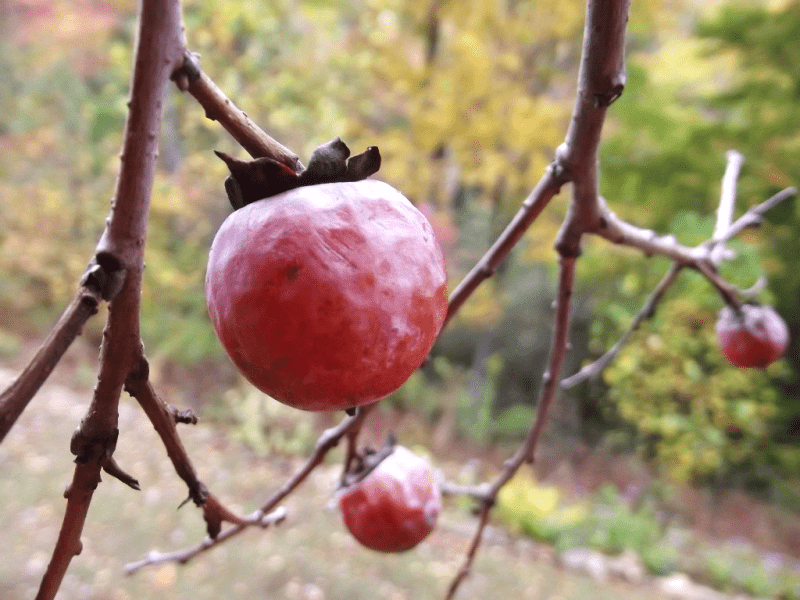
left=1, top=0, right=798, bottom=507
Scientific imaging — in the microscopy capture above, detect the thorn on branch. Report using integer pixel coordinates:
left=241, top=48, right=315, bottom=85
left=202, top=493, right=248, bottom=539
left=102, top=455, right=141, bottom=490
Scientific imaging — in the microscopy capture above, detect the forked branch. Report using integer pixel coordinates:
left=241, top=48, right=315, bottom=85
left=125, top=403, right=375, bottom=573
left=446, top=257, right=577, bottom=600
left=445, top=0, right=630, bottom=595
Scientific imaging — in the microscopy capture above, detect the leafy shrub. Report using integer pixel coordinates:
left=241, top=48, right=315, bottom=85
left=602, top=281, right=793, bottom=484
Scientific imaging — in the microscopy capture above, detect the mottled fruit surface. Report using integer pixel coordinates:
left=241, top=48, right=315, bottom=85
left=716, top=304, right=789, bottom=368
left=206, top=180, right=448, bottom=411
left=339, top=446, right=441, bottom=553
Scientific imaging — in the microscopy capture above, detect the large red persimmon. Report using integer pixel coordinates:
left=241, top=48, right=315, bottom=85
left=338, top=445, right=441, bottom=553
left=715, top=304, right=789, bottom=368
left=206, top=179, right=448, bottom=411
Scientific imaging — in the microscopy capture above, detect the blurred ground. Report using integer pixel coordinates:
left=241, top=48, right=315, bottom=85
left=0, top=361, right=716, bottom=600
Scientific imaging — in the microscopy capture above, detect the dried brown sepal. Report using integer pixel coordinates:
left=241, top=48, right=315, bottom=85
left=216, top=138, right=381, bottom=210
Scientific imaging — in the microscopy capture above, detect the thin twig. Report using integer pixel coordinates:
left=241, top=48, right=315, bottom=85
left=444, top=0, right=631, bottom=595
left=563, top=184, right=796, bottom=387
left=522, top=256, right=577, bottom=462
left=714, top=151, right=745, bottom=239
left=444, top=169, right=566, bottom=327
left=172, top=50, right=303, bottom=172
left=561, top=262, right=682, bottom=388
left=125, top=357, right=250, bottom=535
left=125, top=357, right=206, bottom=505
left=719, top=186, right=797, bottom=243
left=446, top=257, right=577, bottom=599
left=709, top=150, right=744, bottom=264
left=595, top=200, right=702, bottom=264
left=445, top=506, right=492, bottom=599
left=123, top=507, right=288, bottom=574
left=0, top=286, right=101, bottom=443
left=694, top=260, right=743, bottom=309
left=438, top=481, right=492, bottom=502
left=125, top=404, right=375, bottom=573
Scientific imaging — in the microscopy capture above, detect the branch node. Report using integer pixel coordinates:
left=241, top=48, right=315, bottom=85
left=167, top=405, right=198, bottom=425
left=595, top=78, right=625, bottom=107
left=80, top=252, right=127, bottom=301
left=125, top=355, right=150, bottom=390
left=171, top=50, right=201, bottom=91
left=70, top=426, right=119, bottom=467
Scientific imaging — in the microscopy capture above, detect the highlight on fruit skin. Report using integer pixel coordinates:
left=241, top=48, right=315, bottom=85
left=205, top=179, right=448, bottom=412
left=338, top=445, right=441, bottom=553
left=715, top=304, right=789, bottom=368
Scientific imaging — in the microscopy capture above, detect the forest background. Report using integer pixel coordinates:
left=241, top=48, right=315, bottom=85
left=1, top=0, right=799, bottom=598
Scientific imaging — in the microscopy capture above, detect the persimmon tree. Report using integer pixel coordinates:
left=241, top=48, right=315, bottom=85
left=0, top=0, right=794, bottom=599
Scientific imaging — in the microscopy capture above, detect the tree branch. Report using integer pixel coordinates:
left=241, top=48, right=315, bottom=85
left=709, top=150, right=744, bottom=263
left=445, top=167, right=566, bottom=327
left=444, top=1, right=631, bottom=595
left=172, top=50, right=303, bottom=172
left=125, top=404, right=375, bottom=573
left=561, top=262, right=682, bottom=388
left=0, top=286, right=101, bottom=443
left=124, top=357, right=206, bottom=505
left=35, top=1, right=186, bottom=598
left=718, top=186, right=797, bottom=243
left=124, top=356, right=250, bottom=537
left=562, top=177, right=796, bottom=388
left=446, top=256, right=577, bottom=599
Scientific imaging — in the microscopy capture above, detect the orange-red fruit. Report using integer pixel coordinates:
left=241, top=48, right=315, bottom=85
left=338, top=446, right=441, bottom=553
left=205, top=180, right=448, bottom=411
left=715, top=304, right=789, bottom=368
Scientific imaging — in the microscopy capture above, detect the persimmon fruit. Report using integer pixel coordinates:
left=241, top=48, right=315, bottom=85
left=338, top=445, right=440, bottom=553
left=205, top=180, right=448, bottom=411
left=715, top=304, right=789, bottom=368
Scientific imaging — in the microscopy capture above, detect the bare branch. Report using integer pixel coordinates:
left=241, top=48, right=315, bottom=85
left=709, top=150, right=745, bottom=264
left=0, top=286, right=101, bottom=443
left=438, top=481, right=492, bottom=502
left=444, top=0, right=632, bottom=595
left=125, top=357, right=206, bottom=506
left=172, top=51, right=303, bottom=172
left=555, top=0, right=631, bottom=253
left=445, top=0, right=631, bottom=326
left=594, top=199, right=702, bottom=263
left=445, top=163, right=566, bottom=327
left=35, top=1, right=186, bottom=597
left=447, top=256, right=577, bottom=598
left=563, top=182, right=797, bottom=387
left=562, top=262, right=682, bottom=388
left=714, top=150, right=745, bottom=241
left=522, top=256, right=577, bottom=461
left=126, top=404, right=375, bottom=572
left=123, top=507, right=288, bottom=574
left=445, top=506, right=492, bottom=600
left=719, top=186, right=797, bottom=243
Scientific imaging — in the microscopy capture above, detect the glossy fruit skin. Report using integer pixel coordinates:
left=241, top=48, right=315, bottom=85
left=716, top=304, right=789, bottom=368
left=339, top=446, right=441, bottom=553
left=206, top=180, right=448, bottom=411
